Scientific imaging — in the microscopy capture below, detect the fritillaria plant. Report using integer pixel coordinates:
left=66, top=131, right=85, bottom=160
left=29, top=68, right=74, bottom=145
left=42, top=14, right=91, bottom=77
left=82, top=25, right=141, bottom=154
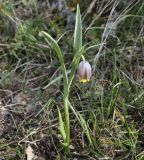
left=39, top=4, right=92, bottom=152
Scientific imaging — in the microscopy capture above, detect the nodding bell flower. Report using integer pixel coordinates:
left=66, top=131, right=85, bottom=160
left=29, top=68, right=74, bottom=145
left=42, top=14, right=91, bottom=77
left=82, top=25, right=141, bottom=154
left=77, top=60, right=92, bottom=83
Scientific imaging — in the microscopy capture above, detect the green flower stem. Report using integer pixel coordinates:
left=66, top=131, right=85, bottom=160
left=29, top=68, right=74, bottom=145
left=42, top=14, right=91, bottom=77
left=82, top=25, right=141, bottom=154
left=81, top=55, right=85, bottom=61
left=63, top=95, right=70, bottom=146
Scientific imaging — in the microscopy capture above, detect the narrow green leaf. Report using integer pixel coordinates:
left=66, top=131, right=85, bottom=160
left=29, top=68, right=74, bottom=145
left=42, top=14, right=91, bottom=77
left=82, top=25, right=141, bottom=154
left=74, top=4, right=82, bottom=53
left=39, top=31, right=68, bottom=88
left=68, top=4, right=83, bottom=89
left=57, top=107, right=66, bottom=141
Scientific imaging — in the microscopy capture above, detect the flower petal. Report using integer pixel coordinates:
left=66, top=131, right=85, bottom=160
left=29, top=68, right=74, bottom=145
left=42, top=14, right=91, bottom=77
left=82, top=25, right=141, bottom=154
left=77, top=60, right=92, bottom=83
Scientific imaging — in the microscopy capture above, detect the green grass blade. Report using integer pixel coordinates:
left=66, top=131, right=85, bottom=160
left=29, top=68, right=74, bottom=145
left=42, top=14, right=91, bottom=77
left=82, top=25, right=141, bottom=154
left=43, top=70, right=71, bottom=90
left=68, top=101, right=93, bottom=146
left=74, top=4, right=82, bottom=54
left=78, top=113, right=93, bottom=146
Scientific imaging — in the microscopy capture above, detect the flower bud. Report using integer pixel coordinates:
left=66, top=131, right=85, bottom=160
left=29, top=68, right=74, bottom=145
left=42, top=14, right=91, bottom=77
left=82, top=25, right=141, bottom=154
left=77, top=60, right=92, bottom=83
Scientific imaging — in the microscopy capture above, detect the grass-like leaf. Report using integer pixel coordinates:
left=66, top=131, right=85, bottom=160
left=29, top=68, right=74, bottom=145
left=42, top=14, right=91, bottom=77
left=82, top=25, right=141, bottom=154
left=68, top=4, right=83, bottom=89
left=74, top=4, right=82, bottom=54
left=57, top=107, right=66, bottom=141
left=39, top=31, right=70, bottom=149
left=68, top=101, right=93, bottom=146
left=39, top=31, right=68, bottom=88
